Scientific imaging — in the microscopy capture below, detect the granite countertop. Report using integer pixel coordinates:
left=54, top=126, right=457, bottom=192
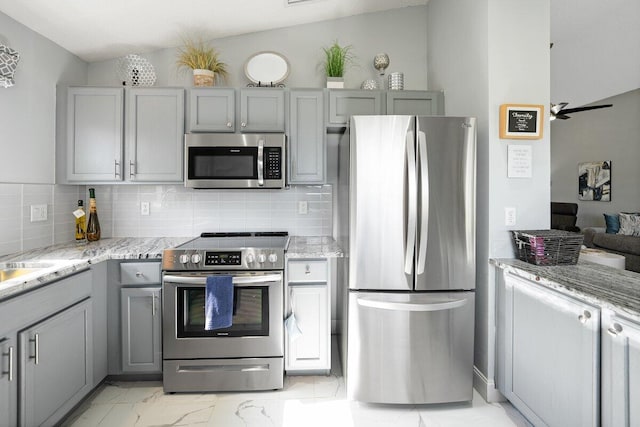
left=0, top=237, right=192, bottom=301
left=286, top=236, right=343, bottom=258
left=493, top=258, right=640, bottom=321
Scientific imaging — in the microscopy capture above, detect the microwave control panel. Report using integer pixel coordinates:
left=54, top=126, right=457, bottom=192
left=264, top=147, right=282, bottom=179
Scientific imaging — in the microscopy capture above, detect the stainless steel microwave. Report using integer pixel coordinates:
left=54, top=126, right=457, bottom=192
left=184, top=133, right=286, bottom=189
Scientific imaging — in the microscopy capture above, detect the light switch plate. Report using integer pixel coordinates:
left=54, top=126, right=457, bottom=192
left=30, top=204, right=48, bottom=222
left=141, top=202, right=150, bottom=216
left=505, top=207, right=516, bottom=226
left=298, top=201, right=308, bottom=215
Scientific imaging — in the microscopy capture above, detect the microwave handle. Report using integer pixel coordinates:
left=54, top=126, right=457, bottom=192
left=257, top=138, right=264, bottom=187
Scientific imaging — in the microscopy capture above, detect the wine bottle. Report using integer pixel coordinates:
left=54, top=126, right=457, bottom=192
left=86, top=188, right=101, bottom=242
left=74, top=200, right=86, bottom=243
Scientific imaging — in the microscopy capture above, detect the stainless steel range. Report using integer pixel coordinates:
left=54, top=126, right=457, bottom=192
left=161, top=232, right=288, bottom=393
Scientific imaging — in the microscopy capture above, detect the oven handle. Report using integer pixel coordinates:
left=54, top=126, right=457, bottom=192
left=163, top=274, right=282, bottom=285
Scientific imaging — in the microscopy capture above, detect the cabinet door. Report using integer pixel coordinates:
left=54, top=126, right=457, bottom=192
left=288, top=90, right=326, bottom=184
left=126, top=88, right=185, bottom=182
left=601, top=310, right=640, bottom=427
left=503, top=273, right=599, bottom=427
left=386, top=90, right=444, bottom=116
left=327, top=90, right=383, bottom=126
left=0, top=335, right=17, bottom=427
left=239, top=88, right=285, bottom=132
left=20, top=299, right=93, bottom=427
left=285, top=285, right=329, bottom=373
left=121, top=287, right=162, bottom=373
left=67, top=87, right=124, bottom=182
left=188, top=88, right=235, bottom=132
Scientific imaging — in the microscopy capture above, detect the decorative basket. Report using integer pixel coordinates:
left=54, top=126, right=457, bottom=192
left=511, top=230, right=584, bottom=266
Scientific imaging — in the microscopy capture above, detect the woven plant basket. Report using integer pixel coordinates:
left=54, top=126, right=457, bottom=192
left=193, top=69, right=214, bottom=87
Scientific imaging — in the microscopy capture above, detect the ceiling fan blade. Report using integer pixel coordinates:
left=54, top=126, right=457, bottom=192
left=554, top=113, right=571, bottom=120
left=550, top=102, right=568, bottom=114
left=561, top=104, right=613, bottom=115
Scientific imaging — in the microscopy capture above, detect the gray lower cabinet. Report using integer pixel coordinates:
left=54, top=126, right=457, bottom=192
left=385, top=90, right=444, bottom=115
left=0, top=334, right=17, bottom=427
left=126, top=87, right=185, bottom=182
left=187, top=88, right=235, bottom=132
left=500, top=272, right=599, bottom=427
left=288, top=89, right=326, bottom=184
left=19, top=298, right=93, bottom=427
left=120, top=287, right=162, bottom=373
left=239, top=88, right=285, bottom=132
left=285, top=259, right=331, bottom=374
left=601, top=309, right=640, bottom=427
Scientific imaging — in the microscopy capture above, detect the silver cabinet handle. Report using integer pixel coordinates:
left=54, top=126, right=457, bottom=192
left=2, top=346, right=14, bottom=382
left=578, top=310, right=592, bottom=324
left=114, top=160, right=121, bottom=178
left=226, top=122, right=232, bottom=128
left=241, top=122, right=247, bottom=128
left=135, top=271, right=144, bottom=278
left=305, top=265, right=311, bottom=274
left=257, top=138, right=264, bottom=186
left=129, top=161, right=136, bottom=179
left=30, top=333, right=39, bottom=365
left=607, top=323, right=623, bottom=336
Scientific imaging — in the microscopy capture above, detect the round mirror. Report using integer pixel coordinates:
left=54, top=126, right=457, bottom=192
left=244, top=51, right=290, bottom=84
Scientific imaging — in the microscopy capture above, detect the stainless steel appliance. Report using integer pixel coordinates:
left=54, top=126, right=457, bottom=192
left=162, top=232, right=288, bottom=393
left=184, top=133, right=286, bottom=189
left=337, top=115, right=477, bottom=404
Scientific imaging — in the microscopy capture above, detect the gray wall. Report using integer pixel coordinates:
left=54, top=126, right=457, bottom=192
left=87, top=7, right=428, bottom=90
left=0, top=11, right=87, bottom=184
left=551, top=89, right=640, bottom=228
left=428, top=0, right=551, bottom=402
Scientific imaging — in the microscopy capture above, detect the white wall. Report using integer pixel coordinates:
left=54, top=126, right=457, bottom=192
left=550, top=0, right=640, bottom=108
left=0, top=11, right=87, bottom=184
left=428, top=0, right=550, bottom=402
left=86, top=7, right=428, bottom=90
left=551, top=89, right=640, bottom=228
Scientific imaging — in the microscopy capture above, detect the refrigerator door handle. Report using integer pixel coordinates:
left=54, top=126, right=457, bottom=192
left=357, top=296, right=467, bottom=312
left=405, top=130, right=417, bottom=275
left=416, top=130, right=429, bottom=275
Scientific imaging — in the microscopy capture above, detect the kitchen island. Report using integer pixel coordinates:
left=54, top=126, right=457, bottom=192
left=492, top=258, right=640, bottom=427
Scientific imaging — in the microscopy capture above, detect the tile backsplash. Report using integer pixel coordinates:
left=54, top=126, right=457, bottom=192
left=0, top=183, right=332, bottom=257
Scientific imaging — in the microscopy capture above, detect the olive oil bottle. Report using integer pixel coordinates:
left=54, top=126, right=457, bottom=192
left=86, top=188, right=101, bottom=242
left=74, top=200, right=86, bottom=243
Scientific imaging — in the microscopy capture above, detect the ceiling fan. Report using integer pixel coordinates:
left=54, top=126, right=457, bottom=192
left=550, top=102, right=613, bottom=120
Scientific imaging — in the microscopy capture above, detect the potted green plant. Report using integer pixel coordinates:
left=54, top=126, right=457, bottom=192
left=176, top=37, right=228, bottom=86
left=322, top=41, right=354, bottom=88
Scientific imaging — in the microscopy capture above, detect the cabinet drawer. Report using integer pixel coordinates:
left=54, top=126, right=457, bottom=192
left=288, top=260, right=327, bottom=282
left=120, top=262, right=161, bottom=285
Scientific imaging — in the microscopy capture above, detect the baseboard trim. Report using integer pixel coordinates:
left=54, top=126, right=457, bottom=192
left=473, top=366, right=506, bottom=403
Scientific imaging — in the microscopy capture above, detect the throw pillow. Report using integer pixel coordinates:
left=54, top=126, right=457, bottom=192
left=603, top=213, right=620, bottom=234
left=617, top=213, right=640, bottom=236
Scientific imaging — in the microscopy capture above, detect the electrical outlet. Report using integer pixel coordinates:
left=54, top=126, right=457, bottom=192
left=298, top=201, right=308, bottom=215
left=505, top=207, right=516, bottom=226
left=141, top=202, right=150, bottom=216
left=30, top=204, right=48, bottom=222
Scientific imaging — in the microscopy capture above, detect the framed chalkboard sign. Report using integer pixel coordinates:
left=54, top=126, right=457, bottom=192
left=499, top=104, right=544, bottom=140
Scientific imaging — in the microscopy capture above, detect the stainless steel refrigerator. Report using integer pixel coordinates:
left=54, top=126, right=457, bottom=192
left=337, top=115, right=476, bottom=404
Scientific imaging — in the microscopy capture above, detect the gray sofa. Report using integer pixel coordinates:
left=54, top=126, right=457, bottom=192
left=583, top=227, right=640, bottom=273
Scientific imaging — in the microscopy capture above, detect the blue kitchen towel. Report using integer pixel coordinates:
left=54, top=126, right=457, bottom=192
left=205, top=275, right=234, bottom=330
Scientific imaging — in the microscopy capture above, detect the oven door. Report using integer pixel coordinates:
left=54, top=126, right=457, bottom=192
left=162, top=271, right=283, bottom=359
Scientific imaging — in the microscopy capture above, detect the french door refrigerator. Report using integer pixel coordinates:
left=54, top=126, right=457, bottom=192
left=337, top=115, right=476, bottom=404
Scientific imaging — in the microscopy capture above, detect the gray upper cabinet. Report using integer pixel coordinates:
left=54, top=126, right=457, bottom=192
left=187, top=88, right=235, bottom=132
left=67, top=87, right=124, bottom=182
left=126, top=88, right=185, bottom=182
left=386, top=90, right=444, bottom=115
left=0, top=334, right=17, bottom=427
left=239, top=88, right=285, bottom=132
left=601, top=309, right=640, bottom=427
left=65, top=86, right=184, bottom=184
left=327, top=90, right=383, bottom=126
left=120, top=287, right=162, bottom=373
left=500, top=272, right=599, bottom=427
left=19, top=298, right=93, bottom=427
left=288, top=90, right=325, bottom=184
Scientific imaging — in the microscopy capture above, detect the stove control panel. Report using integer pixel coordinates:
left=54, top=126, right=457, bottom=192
left=162, top=248, right=285, bottom=271
left=205, top=251, right=242, bottom=266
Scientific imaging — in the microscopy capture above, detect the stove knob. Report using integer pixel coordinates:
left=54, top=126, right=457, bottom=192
left=268, top=253, right=278, bottom=263
left=191, top=254, right=202, bottom=264
left=179, top=254, right=190, bottom=264
left=257, top=253, right=267, bottom=263
left=246, top=253, right=255, bottom=264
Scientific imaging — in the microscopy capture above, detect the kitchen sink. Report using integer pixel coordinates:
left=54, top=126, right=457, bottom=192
left=0, top=262, right=57, bottom=282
